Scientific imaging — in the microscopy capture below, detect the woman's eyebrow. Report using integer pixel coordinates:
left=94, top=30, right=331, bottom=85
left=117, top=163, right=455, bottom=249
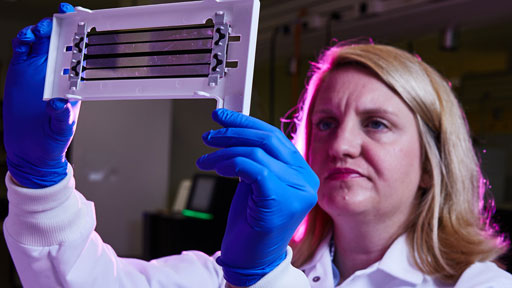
left=311, top=107, right=336, bottom=116
left=312, top=107, right=400, bottom=119
left=358, top=107, right=398, bottom=118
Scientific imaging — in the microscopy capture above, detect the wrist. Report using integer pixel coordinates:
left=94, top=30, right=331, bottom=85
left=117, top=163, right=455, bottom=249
left=225, top=283, right=245, bottom=288
left=217, top=252, right=287, bottom=287
left=9, top=175, right=24, bottom=187
left=7, top=158, right=68, bottom=189
left=221, top=247, right=305, bottom=288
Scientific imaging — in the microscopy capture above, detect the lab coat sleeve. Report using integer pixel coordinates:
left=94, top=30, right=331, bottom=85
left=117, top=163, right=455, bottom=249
left=250, top=246, right=310, bottom=288
left=3, top=165, right=310, bottom=288
left=3, top=165, right=224, bottom=288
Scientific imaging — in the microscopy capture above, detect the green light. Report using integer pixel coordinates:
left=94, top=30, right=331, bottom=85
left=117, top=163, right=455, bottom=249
left=182, top=209, right=214, bottom=220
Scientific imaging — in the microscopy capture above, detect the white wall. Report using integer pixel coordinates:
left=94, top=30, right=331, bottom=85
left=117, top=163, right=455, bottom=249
left=168, top=99, right=220, bottom=204
left=71, top=100, right=172, bottom=257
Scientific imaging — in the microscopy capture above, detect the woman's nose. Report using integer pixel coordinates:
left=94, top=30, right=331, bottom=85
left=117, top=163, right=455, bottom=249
left=328, top=121, right=362, bottom=161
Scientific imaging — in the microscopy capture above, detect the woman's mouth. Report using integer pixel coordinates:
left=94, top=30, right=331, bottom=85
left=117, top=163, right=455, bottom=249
left=325, top=167, right=364, bottom=181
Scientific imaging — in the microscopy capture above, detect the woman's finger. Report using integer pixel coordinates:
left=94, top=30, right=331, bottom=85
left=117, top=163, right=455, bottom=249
left=59, top=2, right=75, bottom=13
left=202, top=127, right=300, bottom=165
left=31, top=18, right=52, bottom=56
left=11, top=26, right=35, bottom=63
left=196, top=146, right=305, bottom=186
left=212, top=108, right=281, bottom=134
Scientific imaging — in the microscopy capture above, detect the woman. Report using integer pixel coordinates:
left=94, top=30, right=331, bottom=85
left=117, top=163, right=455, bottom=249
left=3, top=4, right=511, bottom=288
left=287, top=42, right=511, bottom=286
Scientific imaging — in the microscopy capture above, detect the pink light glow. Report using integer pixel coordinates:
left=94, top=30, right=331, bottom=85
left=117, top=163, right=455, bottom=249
left=292, top=215, right=309, bottom=243
left=478, top=172, right=487, bottom=211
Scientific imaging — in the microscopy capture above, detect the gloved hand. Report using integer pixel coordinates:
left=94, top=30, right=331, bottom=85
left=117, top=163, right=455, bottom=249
left=196, top=108, right=319, bottom=286
left=3, top=3, right=79, bottom=188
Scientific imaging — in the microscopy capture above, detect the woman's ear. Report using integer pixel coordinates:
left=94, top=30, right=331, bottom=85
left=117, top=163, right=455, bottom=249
left=420, top=162, right=433, bottom=189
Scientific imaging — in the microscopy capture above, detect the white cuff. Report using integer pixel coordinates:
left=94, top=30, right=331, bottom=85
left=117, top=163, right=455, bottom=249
left=249, top=246, right=309, bottom=288
left=4, top=165, right=96, bottom=247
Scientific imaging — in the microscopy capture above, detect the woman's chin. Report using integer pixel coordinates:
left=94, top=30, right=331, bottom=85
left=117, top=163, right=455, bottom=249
left=318, top=189, right=377, bottom=218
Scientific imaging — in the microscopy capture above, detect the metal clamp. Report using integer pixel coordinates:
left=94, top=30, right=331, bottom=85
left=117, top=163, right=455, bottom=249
left=208, top=11, right=229, bottom=87
left=69, top=22, right=87, bottom=90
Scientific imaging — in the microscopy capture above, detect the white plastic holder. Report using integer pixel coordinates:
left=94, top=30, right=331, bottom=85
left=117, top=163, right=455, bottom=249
left=44, top=0, right=260, bottom=115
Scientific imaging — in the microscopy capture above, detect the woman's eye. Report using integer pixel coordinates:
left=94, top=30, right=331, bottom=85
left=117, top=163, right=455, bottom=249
left=366, top=119, right=388, bottom=130
left=316, top=119, right=336, bottom=131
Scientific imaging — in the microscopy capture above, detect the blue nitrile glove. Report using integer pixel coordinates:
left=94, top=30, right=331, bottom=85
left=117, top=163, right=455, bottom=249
left=196, top=108, right=319, bottom=286
left=3, top=3, right=79, bottom=188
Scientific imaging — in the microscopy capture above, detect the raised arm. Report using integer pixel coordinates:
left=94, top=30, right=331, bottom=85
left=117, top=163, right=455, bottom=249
left=3, top=3, right=79, bottom=189
left=2, top=4, right=224, bottom=287
left=197, top=108, right=319, bottom=287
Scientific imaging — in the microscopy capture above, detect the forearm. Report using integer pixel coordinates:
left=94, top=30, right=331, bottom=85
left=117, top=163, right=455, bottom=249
left=4, top=166, right=145, bottom=287
left=3, top=166, right=97, bottom=286
left=224, top=247, right=310, bottom=288
left=4, top=166, right=94, bottom=246
left=3, top=166, right=226, bottom=287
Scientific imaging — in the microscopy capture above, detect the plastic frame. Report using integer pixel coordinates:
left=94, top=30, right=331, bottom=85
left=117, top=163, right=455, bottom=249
left=44, top=0, right=260, bottom=115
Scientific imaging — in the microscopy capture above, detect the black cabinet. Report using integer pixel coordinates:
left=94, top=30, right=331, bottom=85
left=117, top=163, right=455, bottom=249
left=143, top=213, right=224, bottom=259
left=143, top=175, right=238, bottom=259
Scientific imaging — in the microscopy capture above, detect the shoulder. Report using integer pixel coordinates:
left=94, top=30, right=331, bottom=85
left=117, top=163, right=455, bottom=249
left=455, top=261, right=512, bottom=288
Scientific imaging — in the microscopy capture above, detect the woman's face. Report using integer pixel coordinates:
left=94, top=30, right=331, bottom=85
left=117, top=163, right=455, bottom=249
left=308, top=65, right=423, bottom=223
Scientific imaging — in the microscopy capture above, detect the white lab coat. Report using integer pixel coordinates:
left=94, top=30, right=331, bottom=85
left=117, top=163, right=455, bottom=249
left=4, top=166, right=512, bottom=287
left=3, top=166, right=307, bottom=288
left=302, top=232, right=512, bottom=287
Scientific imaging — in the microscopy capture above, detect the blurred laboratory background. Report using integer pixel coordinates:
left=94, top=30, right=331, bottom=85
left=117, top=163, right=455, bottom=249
left=0, top=0, right=511, bottom=286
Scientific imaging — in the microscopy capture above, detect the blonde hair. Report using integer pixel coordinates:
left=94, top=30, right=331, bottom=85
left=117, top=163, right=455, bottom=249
left=288, top=43, right=509, bottom=283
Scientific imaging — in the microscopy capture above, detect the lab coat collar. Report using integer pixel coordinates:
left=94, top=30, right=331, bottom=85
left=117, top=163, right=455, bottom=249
left=300, top=232, right=425, bottom=286
left=299, top=231, right=333, bottom=272
left=377, top=234, right=424, bottom=285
